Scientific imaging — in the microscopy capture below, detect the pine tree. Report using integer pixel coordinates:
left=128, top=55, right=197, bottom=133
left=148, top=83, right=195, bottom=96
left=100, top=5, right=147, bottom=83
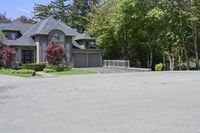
left=68, top=0, right=100, bottom=31
left=33, top=0, right=69, bottom=23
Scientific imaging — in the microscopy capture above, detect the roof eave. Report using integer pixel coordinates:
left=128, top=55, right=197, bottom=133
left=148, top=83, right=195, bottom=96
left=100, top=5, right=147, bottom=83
left=31, top=33, right=76, bottom=37
left=75, top=38, right=96, bottom=41
left=7, top=44, right=36, bottom=47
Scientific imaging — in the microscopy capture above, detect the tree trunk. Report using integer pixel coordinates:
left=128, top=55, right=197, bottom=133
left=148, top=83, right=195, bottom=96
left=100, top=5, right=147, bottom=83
left=149, top=45, right=153, bottom=70
left=162, top=42, right=166, bottom=71
left=193, top=21, right=199, bottom=69
left=183, top=43, right=190, bottom=70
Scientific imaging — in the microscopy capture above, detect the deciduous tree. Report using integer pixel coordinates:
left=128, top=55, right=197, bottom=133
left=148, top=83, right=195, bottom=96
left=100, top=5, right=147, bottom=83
left=45, top=41, right=65, bottom=66
left=1, top=46, right=16, bottom=67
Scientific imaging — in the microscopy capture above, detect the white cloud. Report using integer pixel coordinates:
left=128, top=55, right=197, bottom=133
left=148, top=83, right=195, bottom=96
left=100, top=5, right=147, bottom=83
left=17, top=8, right=31, bottom=14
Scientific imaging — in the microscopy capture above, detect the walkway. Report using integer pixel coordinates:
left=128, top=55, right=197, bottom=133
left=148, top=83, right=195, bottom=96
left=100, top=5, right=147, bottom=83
left=36, top=71, right=55, bottom=78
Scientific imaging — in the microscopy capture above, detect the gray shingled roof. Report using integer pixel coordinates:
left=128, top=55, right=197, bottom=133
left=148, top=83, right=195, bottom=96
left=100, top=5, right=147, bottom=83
left=6, top=22, right=39, bottom=46
left=0, top=16, right=92, bottom=46
left=30, top=16, right=76, bottom=36
left=73, top=30, right=95, bottom=41
left=0, top=21, right=33, bottom=34
left=1, top=16, right=77, bottom=46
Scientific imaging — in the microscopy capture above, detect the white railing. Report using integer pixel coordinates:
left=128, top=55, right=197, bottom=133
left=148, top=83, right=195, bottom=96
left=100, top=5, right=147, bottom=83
left=103, top=60, right=130, bottom=68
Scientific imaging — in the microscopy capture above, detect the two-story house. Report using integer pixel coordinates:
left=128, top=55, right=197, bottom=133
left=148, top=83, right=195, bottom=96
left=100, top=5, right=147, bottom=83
left=0, top=16, right=102, bottom=68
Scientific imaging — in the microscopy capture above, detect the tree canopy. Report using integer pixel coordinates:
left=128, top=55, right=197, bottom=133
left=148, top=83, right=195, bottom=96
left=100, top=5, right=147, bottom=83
left=87, top=0, right=200, bottom=70
left=33, top=0, right=100, bottom=30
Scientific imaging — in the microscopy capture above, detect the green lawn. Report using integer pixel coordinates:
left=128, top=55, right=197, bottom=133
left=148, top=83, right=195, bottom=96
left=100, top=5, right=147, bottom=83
left=49, top=69, right=97, bottom=75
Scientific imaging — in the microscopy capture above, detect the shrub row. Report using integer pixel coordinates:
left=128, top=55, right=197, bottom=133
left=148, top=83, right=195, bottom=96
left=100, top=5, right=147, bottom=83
left=47, top=66, right=65, bottom=72
left=21, top=63, right=46, bottom=71
left=0, top=68, right=35, bottom=74
left=43, top=66, right=67, bottom=73
left=43, top=68, right=56, bottom=73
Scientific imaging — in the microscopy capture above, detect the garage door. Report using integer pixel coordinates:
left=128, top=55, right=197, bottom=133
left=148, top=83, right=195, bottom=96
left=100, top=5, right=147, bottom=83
left=74, top=54, right=87, bottom=68
left=88, top=54, right=101, bottom=67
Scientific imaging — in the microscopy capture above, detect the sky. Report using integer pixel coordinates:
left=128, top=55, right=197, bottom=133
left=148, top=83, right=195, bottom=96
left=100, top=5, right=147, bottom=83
left=0, top=0, right=52, bottom=19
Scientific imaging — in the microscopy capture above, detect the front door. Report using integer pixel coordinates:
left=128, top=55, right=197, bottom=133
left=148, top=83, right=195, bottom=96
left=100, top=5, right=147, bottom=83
left=22, top=50, right=34, bottom=64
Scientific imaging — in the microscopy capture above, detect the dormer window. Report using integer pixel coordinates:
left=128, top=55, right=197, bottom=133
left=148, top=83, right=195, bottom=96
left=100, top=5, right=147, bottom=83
left=10, top=33, right=16, bottom=40
left=4, top=31, right=18, bottom=40
left=48, top=30, right=65, bottom=46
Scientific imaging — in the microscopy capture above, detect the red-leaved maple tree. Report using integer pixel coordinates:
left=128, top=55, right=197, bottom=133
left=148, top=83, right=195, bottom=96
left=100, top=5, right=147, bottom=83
left=1, top=46, right=16, bottom=67
left=45, top=41, right=64, bottom=66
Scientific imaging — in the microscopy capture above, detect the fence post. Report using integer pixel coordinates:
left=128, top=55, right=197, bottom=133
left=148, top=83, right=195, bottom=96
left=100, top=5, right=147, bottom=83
left=103, top=60, right=130, bottom=68
left=127, top=60, right=130, bottom=68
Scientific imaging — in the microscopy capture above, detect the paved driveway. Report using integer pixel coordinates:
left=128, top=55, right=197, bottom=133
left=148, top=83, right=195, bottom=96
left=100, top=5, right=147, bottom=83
left=0, top=72, right=200, bottom=133
left=78, top=67, right=150, bottom=74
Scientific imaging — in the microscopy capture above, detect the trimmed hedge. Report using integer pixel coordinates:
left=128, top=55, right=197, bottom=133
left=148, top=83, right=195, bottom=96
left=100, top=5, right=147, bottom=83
left=21, top=63, right=46, bottom=71
left=0, top=68, right=35, bottom=74
left=43, top=68, right=56, bottom=73
left=43, top=66, right=67, bottom=73
left=46, top=66, right=65, bottom=72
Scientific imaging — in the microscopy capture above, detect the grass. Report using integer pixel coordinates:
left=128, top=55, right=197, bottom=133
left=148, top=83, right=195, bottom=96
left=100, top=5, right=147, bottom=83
left=49, top=69, right=97, bottom=75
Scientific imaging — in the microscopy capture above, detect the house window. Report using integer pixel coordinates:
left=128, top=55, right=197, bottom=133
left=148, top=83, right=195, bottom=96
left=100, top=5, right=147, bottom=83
left=5, top=32, right=17, bottom=40
left=22, top=50, right=34, bottom=64
left=10, top=33, right=16, bottom=40
left=48, top=30, right=65, bottom=46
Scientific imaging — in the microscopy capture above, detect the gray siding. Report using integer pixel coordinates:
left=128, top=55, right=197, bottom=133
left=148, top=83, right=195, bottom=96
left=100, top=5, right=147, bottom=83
left=39, top=36, right=48, bottom=62
left=65, top=37, right=73, bottom=64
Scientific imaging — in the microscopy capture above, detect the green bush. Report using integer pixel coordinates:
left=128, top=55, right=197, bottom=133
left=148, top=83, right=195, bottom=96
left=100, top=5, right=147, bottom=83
left=43, top=68, right=56, bottom=73
left=46, top=66, right=65, bottom=72
left=180, top=64, right=188, bottom=70
left=155, top=63, right=163, bottom=71
left=21, top=63, right=46, bottom=71
left=0, top=68, right=35, bottom=74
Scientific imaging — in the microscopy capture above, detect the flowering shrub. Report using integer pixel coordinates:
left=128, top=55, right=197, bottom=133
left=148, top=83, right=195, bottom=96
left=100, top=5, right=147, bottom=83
left=1, top=46, right=16, bottom=67
left=45, top=41, right=64, bottom=66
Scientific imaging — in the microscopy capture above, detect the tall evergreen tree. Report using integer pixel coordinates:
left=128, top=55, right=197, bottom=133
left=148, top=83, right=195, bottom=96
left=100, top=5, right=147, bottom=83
left=33, top=0, right=69, bottom=23
left=68, top=0, right=99, bottom=30
left=33, top=4, right=53, bottom=20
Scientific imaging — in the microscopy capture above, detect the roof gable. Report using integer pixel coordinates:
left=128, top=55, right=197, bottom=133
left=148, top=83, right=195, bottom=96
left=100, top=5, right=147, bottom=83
left=30, top=16, right=76, bottom=36
left=0, top=21, right=33, bottom=34
left=74, top=32, right=95, bottom=41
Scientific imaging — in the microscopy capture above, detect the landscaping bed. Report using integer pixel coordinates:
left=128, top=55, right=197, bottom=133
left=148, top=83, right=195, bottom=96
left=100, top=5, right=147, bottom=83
left=0, top=68, right=40, bottom=78
left=43, top=67, right=97, bottom=75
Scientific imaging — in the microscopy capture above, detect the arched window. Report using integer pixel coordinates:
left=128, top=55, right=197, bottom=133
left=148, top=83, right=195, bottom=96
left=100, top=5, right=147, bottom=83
left=48, top=30, right=65, bottom=45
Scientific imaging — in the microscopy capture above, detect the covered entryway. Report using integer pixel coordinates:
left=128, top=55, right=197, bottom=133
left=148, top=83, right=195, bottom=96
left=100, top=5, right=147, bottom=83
left=73, top=50, right=102, bottom=68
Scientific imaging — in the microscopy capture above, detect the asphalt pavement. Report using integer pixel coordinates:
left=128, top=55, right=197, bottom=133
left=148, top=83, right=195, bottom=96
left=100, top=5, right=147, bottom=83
left=0, top=72, right=200, bottom=133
